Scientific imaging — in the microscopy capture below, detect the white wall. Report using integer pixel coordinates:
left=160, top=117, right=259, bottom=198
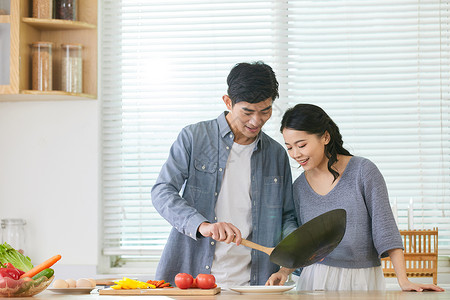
left=0, top=100, right=99, bottom=270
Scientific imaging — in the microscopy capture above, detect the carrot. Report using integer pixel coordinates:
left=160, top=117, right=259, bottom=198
left=20, top=255, right=62, bottom=279
left=159, top=282, right=171, bottom=288
left=147, top=280, right=160, bottom=286
left=156, top=280, right=165, bottom=287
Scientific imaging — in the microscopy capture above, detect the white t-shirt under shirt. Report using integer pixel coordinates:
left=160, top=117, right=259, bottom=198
left=210, top=140, right=255, bottom=288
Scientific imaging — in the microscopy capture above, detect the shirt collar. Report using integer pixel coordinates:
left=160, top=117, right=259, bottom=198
left=217, top=111, right=262, bottom=150
left=217, top=112, right=232, bottom=138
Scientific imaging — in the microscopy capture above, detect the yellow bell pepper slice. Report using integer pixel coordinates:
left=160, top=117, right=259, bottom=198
left=112, top=277, right=156, bottom=289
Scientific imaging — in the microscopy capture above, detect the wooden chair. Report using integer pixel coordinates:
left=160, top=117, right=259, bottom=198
left=381, top=228, right=438, bottom=284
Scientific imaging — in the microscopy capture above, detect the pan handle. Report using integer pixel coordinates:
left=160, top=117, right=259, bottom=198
left=236, top=239, right=274, bottom=256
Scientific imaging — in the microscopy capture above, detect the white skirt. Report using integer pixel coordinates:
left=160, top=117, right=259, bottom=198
left=296, top=264, right=386, bottom=291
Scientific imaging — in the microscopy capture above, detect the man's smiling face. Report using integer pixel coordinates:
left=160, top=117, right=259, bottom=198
left=223, top=96, right=273, bottom=145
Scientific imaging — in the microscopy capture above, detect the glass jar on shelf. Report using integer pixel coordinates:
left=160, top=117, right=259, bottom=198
left=32, top=0, right=53, bottom=19
left=55, top=0, right=77, bottom=21
left=61, top=43, right=82, bottom=93
left=31, top=41, right=53, bottom=91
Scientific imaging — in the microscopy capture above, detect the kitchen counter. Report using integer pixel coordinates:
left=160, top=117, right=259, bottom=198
left=10, top=289, right=449, bottom=300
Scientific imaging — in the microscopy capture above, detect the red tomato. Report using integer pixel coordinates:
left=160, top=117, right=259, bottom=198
left=195, top=274, right=216, bottom=289
left=174, top=273, right=193, bottom=289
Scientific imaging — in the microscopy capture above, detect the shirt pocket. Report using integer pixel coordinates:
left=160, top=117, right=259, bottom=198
left=194, top=159, right=217, bottom=173
left=263, top=175, right=283, bottom=208
left=190, top=159, right=217, bottom=196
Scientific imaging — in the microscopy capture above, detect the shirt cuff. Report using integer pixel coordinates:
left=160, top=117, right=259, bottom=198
left=186, top=214, right=209, bottom=241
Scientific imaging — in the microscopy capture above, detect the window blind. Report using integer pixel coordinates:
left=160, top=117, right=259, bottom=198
left=100, top=0, right=290, bottom=272
left=100, top=0, right=450, bottom=273
left=285, top=0, right=450, bottom=251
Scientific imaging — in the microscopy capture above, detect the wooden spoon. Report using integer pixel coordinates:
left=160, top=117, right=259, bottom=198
left=235, top=238, right=274, bottom=256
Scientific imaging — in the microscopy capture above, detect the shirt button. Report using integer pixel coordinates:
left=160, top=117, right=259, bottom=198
left=205, top=265, right=210, bottom=269
left=274, top=178, right=278, bottom=183
left=230, top=134, right=233, bottom=139
left=211, top=241, right=215, bottom=245
left=202, top=165, right=206, bottom=170
left=219, top=168, right=223, bottom=172
left=214, top=192, right=218, bottom=196
left=226, top=146, right=230, bottom=150
left=214, top=217, right=217, bottom=221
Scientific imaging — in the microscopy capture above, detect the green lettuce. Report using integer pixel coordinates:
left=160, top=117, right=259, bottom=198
left=0, top=242, right=33, bottom=272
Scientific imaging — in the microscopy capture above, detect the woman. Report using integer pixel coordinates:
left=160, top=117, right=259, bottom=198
left=266, top=103, right=444, bottom=292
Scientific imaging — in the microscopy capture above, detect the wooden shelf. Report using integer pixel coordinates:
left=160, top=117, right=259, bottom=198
left=0, top=0, right=97, bottom=100
left=21, top=90, right=96, bottom=98
left=0, top=90, right=96, bottom=101
left=22, top=17, right=96, bottom=30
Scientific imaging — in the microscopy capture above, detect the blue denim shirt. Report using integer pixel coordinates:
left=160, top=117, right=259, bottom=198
left=151, top=112, right=298, bottom=285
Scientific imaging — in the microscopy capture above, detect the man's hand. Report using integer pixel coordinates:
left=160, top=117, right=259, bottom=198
left=198, top=222, right=242, bottom=245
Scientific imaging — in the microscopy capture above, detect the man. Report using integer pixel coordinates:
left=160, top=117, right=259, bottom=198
left=151, top=61, right=297, bottom=287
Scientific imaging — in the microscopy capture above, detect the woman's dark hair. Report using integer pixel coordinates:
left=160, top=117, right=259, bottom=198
left=227, top=61, right=279, bottom=104
left=280, top=103, right=352, bottom=181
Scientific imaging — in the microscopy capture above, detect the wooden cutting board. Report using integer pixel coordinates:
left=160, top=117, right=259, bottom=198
left=99, top=287, right=221, bottom=296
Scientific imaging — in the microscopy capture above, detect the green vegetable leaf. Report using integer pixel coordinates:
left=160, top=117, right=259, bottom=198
left=0, top=242, right=33, bottom=272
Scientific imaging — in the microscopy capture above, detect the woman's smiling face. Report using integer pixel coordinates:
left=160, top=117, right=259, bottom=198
left=282, top=128, right=329, bottom=171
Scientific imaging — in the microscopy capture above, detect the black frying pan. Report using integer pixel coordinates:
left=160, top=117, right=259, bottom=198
left=238, top=209, right=346, bottom=268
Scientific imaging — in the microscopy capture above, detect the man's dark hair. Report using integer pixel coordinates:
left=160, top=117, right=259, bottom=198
left=226, top=61, right=279, bottom=105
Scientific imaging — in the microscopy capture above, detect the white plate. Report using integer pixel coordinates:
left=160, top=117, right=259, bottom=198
left=48, top=288, right=93, bottom=294
left=229, top=285, right=295, bottom=294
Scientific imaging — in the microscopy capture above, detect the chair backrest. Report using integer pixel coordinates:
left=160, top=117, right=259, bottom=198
left=401, top=228, right=438, bottom=255
left=381, top=228, right=438, bottom=284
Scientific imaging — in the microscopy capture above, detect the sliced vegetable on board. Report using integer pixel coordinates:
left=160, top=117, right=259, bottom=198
left=146, top=279, right=172, bottom=288
left=111, top=277, right=156, bottom=290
